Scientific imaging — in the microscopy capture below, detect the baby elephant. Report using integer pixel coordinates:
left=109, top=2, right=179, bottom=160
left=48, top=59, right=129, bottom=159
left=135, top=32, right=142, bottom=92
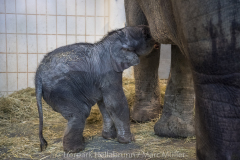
left=35, top=25, right=158, bottom=153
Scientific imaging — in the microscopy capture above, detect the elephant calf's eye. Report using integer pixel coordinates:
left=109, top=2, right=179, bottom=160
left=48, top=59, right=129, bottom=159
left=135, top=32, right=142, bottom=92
left=122, top=48, right=135, bottom=52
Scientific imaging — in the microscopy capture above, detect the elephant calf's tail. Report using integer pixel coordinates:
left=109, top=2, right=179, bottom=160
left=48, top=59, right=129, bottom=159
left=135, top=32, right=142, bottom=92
left=35, top=75, right=48, bottom=151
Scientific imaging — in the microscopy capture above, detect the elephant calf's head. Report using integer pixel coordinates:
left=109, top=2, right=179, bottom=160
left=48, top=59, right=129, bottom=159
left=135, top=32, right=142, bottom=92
left=123, top=25, right=158, bottom=56
left=110, top=25, right=159, bottom=72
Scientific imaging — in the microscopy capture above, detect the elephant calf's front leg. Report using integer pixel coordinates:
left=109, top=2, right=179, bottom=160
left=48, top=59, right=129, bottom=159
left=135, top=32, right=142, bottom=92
left=102, top=83, right=133, bottom=144
left=97, top=100, right=117, bottom=139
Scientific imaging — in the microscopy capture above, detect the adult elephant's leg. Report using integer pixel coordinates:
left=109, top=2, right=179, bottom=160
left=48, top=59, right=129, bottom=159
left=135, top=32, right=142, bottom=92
left=171, top=1, right=240, bottom=158
left=154, top=45, right=195, bottom=137
left=190, top=42, right=240, bottom=159
left=132, top=51, right=161, bottom=121
left=125, top=0, right=162, bottom=122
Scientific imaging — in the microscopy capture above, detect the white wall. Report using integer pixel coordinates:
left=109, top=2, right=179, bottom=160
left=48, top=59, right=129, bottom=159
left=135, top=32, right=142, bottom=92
left=109, top=0, right=126, bottom=30
left=0, top=0, right=110, bottom=96
left=159, top=44, right=171, bottom=79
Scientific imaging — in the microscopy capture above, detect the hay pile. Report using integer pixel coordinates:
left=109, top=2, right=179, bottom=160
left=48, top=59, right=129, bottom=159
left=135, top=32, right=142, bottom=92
left=0, top=78, right=193, bottom=160
left=0, top=87, right=66, bottom=159
left=0, top=88, right=38, bottom=124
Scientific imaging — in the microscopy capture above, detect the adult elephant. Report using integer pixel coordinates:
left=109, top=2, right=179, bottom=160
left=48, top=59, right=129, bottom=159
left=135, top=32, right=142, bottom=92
left=125, top=0, right=240, bottom=159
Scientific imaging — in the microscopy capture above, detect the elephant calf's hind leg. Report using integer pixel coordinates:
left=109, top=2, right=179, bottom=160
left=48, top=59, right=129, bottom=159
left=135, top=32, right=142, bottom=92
left=63, top=116, right=87, bottom=153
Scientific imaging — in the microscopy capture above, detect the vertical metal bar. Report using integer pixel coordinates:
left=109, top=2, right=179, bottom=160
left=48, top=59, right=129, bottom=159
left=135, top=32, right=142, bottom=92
left=103, top=0, right=106, bottom=35
left=94, top=0, right=96, bottom=42
left=15, top=0, right=18, bottom=91
left=66, top=0, right=67, bottom=44
left=4, top=0, right=8, bottom=95
left=84, top=0, right=86, bottom=42
left=108, top=0, right=110, bottom=31
left=75, top=0, right=77, bottom=43
left=36, top=0, right=38, bottom=66
left=25, top=0, right=28, bottom=87
left=56, top=0, right=57, bottom=49
left=46, top=0, right=48, bottom=53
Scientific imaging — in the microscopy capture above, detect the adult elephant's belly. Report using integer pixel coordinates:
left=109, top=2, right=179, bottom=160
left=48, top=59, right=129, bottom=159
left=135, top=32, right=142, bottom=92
left=42, top=71, right=102, bottom=113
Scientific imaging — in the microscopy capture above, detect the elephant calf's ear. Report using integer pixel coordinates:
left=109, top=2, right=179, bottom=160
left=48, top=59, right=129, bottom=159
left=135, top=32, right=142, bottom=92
left=110, top=41, right=140, bottom=72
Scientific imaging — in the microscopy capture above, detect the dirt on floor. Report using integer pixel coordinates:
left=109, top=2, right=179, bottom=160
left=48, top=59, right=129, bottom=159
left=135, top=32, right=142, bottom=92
left=0, top=78, right=196, bottom=160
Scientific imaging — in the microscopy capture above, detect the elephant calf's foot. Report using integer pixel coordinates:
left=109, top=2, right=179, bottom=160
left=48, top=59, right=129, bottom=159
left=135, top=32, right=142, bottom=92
left=63, top=136, right=85, bottom=153
left=117, top=133, right=135, bottom=144
left=102, top=127, right=117, bottom=139
left=154, top=115, right=195, bottom=138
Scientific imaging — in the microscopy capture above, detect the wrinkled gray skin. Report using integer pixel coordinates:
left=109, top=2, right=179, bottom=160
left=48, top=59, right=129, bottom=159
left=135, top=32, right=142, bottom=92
left=125, top=0, right=240, bottom=159
left=154, top=45, right=195, bottom=137
left=125, top=0, right=195, bottom=140
left=35, top=26, right=156, bottom=153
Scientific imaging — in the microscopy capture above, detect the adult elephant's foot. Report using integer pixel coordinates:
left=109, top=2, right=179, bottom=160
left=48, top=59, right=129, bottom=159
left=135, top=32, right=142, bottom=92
left=154, top=76, right=195, bottom=137
left=154, top=113, right=195, bottom=137
left=131, top=103, right=161, bottom=122
left=154, top=79, right=195, bottom=137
